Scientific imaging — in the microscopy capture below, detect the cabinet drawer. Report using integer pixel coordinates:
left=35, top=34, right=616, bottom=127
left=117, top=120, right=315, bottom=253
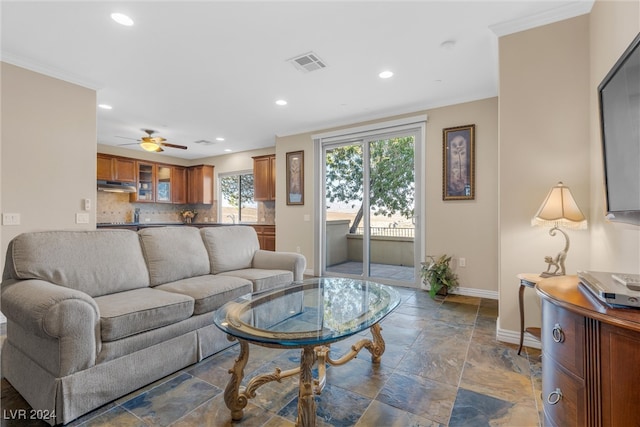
left=542, top=300, right=584, bottom=377
left=542, top=355, right=586, bottom=426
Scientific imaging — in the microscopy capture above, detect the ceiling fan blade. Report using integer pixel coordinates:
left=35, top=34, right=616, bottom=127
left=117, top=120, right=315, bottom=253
left=117, top=142, right=140, bottom=147
left=115, top=135, right=139, bottom=141
left=161, top=142, right=188, bottom=150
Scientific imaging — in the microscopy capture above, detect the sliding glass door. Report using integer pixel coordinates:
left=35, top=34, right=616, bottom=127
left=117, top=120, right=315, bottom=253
left=321, top=129, right=420, bottom=287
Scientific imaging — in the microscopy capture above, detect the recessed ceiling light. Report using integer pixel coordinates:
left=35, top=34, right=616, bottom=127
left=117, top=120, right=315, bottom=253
left=275, top=99, right=288, bottom=106
left=379, top=70, right=394, bottom=79
left=111, top=13, right=134, bottom=26
left=98, top=104, right=112, bottom=110
left=440, top=40, right=456, bottom=51
left=216, top=137, right=225, bottom=141
left=224, top=149, right=232, bottom=152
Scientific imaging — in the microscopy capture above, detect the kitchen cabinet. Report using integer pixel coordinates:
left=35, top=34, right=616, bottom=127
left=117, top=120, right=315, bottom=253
left=251, top=225, right=275, bottom=251
left=131, top=161, right=156, bottom=202
left=97, top=154, right=211, bottom=205
left=253, top=154, right=276, bottom=201
left=97, top=154, right=136, bottom=182
left=156, top=164, right=173, bottom=203
left=172, top=166, right=187, bottom=204
left=188, top=165, right=214, bottom=204
left=537, top=275, right=640, bottom=427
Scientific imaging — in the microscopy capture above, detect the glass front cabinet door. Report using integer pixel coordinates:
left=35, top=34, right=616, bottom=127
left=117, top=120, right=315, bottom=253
left=156, top=164, right=172, bottom=203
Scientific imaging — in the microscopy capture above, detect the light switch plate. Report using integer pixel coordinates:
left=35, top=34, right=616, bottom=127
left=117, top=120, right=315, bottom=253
left=2, top=213, right=21, bottom=225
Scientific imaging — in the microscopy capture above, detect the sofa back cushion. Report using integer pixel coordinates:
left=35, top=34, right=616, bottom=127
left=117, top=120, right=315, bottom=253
left=4, top=230, right=149, bottom=297
left=139, top=226, right=210, bottom=286
left=200, top=226, right=259, bottom=274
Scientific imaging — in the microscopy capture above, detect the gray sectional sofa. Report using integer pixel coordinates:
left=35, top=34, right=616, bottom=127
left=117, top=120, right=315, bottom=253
left=1, top=225, right=305, bottom=425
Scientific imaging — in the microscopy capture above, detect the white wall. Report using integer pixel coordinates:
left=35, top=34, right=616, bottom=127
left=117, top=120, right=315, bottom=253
left=498, top=15, right=592, bottom=344
left=588, top=0, right=640, bottom=272
left=275, top=98, right=500, bottom=295
left=497, top=0, right=640, bottom=347
left=1, top=63, right=97, bottom=270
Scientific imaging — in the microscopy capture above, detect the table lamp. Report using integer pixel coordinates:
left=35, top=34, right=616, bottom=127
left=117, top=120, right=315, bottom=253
left=532, top=182, right=587, bottom=277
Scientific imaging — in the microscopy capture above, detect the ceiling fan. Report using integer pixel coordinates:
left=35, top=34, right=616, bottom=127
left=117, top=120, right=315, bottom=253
left=118, top=129, right=188, bottom=152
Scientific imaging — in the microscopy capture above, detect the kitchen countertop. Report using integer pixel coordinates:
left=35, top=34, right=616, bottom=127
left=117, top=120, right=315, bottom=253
left=96, top=222, right=275, bottom=228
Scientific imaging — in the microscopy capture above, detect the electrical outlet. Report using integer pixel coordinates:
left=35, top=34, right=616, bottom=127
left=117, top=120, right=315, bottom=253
left=296, top=246, right=301, bottom=253
left=76, top=213, right=90, bottom=224
left=459, top=257, right=466, bottom=268
left=83, top=198, right=91, bottom=211
left=2, top=213, right=21, bottom=225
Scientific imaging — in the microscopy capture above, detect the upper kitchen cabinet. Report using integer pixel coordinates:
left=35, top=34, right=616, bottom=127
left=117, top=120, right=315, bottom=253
left=253, top=154, right=276, bottom=201
left=188, top=165, right=214, bottom=204
left=172, top=166, right=187, bottom=204
left=156, top=164, right=173, bottom=203
left=130, top=161, right=156, bottom=202
left=97, top=154, right=136, bottom=182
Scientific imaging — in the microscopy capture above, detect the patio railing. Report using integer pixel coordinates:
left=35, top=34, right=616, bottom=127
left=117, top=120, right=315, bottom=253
left=354, top=227, right=415, bottom=238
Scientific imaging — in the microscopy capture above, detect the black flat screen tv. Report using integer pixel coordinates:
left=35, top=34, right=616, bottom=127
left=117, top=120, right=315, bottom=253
left=598, top=32, right=640, bottom=225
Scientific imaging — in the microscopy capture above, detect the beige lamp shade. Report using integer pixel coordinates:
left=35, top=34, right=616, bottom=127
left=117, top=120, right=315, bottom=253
left=532, top=182, right=587, bottom=229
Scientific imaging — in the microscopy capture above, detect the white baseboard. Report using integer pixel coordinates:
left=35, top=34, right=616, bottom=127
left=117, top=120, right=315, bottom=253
left=450, top=286, right=499, bottom=300
left=496, top=323, right=542, bottom=350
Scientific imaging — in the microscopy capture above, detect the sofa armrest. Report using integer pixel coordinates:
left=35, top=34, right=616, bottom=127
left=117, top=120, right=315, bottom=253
left=252, top=250, right=306, bottom=282
left=1, top=278, right=101, bottom=376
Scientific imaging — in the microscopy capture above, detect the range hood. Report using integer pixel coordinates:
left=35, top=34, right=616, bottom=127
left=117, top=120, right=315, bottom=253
left=97, top=180, right=137, bottom=193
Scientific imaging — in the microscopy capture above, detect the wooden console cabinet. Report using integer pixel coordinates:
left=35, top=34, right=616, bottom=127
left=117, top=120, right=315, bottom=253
left=537, top=275, right=640, bottom=426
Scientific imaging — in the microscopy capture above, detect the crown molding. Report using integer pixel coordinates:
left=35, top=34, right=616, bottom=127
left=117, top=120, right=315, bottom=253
left=1, top=52, right=104, bottom=90
left=490, top=0, right=595, bottom=37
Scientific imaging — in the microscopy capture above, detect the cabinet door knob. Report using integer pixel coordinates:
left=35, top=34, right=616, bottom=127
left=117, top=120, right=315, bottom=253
left=552, top=323, right=565, bottom=343
left=547, top=388, right=563, bottom=405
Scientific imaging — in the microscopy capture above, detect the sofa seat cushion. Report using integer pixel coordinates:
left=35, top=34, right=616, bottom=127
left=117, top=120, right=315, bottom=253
left=139, top=227, right=210, bottom=286
left=155, top=275, right=252, bottom=315
left=218, top=269, right=293, bottom=292
left=95, top=288, right=194, bottom=342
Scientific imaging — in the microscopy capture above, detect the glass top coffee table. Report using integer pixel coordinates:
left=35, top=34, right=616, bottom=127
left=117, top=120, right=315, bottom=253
left=214, top=277, right=401, bottom=427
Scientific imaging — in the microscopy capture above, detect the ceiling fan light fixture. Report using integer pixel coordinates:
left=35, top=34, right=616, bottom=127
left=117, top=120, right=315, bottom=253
left=141, top=141, right=159, bottom=152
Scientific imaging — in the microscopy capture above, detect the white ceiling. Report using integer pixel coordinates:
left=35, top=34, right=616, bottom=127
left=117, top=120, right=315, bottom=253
left=1, top=1, right=593, bottom=160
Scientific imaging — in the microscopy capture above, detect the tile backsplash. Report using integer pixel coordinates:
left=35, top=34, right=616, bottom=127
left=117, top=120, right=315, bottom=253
left=97, top=192, right=275, bottom=224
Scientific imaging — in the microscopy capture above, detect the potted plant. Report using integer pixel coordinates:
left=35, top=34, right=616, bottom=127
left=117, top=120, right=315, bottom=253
left=180, top=209, right=197, bottom=224
left=421, top=254, right=459, bottom=299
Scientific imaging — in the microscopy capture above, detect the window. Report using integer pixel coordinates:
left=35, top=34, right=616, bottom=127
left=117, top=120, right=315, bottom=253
left=219, top=172, right=257, bottom=223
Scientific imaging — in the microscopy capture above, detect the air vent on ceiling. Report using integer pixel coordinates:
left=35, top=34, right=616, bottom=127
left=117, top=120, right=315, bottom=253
left=289, top=52, right=327, bottom=73
left=194, top=139, right=215, bottom=145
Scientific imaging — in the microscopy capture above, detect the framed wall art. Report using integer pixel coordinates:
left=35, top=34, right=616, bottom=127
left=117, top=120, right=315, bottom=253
left=443, top=124, right=475, bottom=200
left=286, top=150, right=304, bottom=205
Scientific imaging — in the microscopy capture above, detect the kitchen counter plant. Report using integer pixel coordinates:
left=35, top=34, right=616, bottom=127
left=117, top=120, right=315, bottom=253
left=421, top=254, right=459, bottom=299
left=180, top=209, right=197, bottom=223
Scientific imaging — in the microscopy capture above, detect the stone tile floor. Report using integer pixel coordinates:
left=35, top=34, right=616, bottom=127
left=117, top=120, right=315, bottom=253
left=1, top=288, right=543, bottom=426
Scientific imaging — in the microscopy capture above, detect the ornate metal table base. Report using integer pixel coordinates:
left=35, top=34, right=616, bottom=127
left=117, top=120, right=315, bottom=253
left=224, top=323, right=386, bottom=427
